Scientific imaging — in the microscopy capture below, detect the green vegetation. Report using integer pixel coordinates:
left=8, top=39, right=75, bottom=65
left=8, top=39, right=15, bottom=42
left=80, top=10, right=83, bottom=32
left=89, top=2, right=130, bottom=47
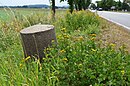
left=96, top=0, right=130, bottom=11
left=0, top=8, right=130, bottom=85
left=0, top=8, right=50, bottom=21
left=60, top=0, right=91, bottom=13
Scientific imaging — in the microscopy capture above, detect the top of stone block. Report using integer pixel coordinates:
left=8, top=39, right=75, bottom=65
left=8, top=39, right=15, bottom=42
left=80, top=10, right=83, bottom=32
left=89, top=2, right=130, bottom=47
left=20, top=24, right=54, bottom=34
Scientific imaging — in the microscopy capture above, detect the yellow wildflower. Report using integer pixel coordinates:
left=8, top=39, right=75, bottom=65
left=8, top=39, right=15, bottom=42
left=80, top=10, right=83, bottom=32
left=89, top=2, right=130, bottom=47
left=46, top=47, right=51, bottom=51
left=61, top=28, right=66, bottom=32
left=57, top=35, right=62, bottom=39
left=91, top=49, right=96, bottom=52
left=78, top=64, right=82, bottom=67
left=25, top=56, right=31, bottom=61
left=40, top=66, right=42, bottom=70
left=110, top=43, right=116, bottom=47
left=60, top=49, right=66, bottom=53
left=39, top=63, right=42, bottom=71
left=90, top=34, right=96, bottom=37
left=78, top=36, right=84, bottom=41
left=19, top=64, right=23, bottom=67
left=121, top=70, right=125, bottom=75
left=51, top=40, right=55, bottom=43
left=43, top=58, right=46, bottom=61
left=62, top=58, right=68, bottom=62
left=63, top=34, right=69, bottom=39
left=90, top=37, right=95, bottom=41
left=45, top=54, right=49, bottom=57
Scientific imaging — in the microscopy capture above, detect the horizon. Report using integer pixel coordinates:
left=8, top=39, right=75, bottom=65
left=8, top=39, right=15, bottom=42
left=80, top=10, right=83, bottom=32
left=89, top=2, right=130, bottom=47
left=0, top=0, right=123, bottom=6
left=0, top=0, right=98, bottom=6
left=0, top=0, right=68, bottom=6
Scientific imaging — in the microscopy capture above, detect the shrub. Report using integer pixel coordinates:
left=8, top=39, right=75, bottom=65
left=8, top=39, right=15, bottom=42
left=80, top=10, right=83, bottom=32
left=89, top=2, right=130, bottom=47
left=0, top=9, right=130, bottom=86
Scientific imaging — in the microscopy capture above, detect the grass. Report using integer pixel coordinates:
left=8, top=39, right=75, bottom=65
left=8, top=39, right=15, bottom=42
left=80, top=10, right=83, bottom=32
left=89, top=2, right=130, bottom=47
left=99, top=18, right=130, bottom=53
left=0, top=8, right=130, bottom=85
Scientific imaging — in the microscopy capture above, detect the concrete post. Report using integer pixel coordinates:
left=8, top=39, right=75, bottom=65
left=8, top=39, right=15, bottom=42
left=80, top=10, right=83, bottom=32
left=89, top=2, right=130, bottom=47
left=20, top=25, right=57, bottom=60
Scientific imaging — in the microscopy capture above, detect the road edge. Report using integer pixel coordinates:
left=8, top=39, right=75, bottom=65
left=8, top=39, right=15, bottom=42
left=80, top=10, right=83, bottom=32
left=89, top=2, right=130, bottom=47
left=99, top=15, right=130, bottom=31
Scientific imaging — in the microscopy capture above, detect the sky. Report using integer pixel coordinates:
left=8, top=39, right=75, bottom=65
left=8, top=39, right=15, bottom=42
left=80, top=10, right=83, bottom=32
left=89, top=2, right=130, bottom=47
left=0, top=0, right=123, bottom=6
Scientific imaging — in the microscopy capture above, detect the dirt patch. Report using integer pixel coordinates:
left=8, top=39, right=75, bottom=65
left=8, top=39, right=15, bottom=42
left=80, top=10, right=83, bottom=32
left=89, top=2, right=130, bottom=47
left=99, top=19, right=130, bottom=53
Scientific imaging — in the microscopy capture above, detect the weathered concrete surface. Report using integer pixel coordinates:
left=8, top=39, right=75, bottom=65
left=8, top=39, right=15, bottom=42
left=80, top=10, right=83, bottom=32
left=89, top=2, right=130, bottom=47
left=20, top=25, right=57, bottom=59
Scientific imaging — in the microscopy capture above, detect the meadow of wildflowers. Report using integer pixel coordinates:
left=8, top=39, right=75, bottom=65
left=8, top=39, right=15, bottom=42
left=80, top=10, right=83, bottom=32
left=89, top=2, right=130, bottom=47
left=0, top=9, right=130, bottom=85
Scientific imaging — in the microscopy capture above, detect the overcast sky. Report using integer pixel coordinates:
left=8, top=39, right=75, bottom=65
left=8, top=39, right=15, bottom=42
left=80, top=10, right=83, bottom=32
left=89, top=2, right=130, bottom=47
left=0, top=0, right=123, bottom=6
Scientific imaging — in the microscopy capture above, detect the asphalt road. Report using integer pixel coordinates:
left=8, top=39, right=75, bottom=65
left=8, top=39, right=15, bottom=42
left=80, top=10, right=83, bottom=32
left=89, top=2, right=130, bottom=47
left=97, top=11, right=130, bottom=29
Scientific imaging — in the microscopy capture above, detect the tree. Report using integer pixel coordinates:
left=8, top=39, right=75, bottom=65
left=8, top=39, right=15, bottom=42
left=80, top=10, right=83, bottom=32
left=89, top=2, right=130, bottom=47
left=118, top=0, right=122, bottom=10
left=123, top=0, right=130, bottom=6
left=68, top=0, right=74, bottom=13
left=123, top=0, right=130, bottom=3
left=49, top=0, right=55, bottom=18
left=90, top=3, right=97, bottom=10
left=106, top=0, right=114, bottom=10
left=82, top=0, right=86, bottom=10
left=78, top=0, right=82, bottom=10
left=78, top=0, right=91, bottom=10
left=96, top=0, right=130, bottom=11
left=86, top=0, right=91, bottom=9
left=82, top=0, right=91, bottom=10
left=60, top=0, right=91, bottom=13
left=97, top=0, right=120, bottom=10
left=60, top=0, right=74, bottom=13
left=102, top=0, right=107, bottom=10
left=74, top=0, right=78, bottom=10
left=96, top=1, right=102, bottom=8
left=52, top=0, right=55, bottom=17
left=122, top=0, right=130, bottom=10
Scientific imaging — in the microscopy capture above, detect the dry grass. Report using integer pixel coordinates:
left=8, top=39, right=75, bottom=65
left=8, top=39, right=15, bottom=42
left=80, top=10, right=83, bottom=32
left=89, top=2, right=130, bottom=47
left=99, top=19, right=130, bottom=53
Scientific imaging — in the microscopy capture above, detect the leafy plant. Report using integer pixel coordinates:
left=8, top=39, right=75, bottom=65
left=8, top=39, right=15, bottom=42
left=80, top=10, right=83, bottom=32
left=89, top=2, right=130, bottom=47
left=0, top=9, right=130, bottom=86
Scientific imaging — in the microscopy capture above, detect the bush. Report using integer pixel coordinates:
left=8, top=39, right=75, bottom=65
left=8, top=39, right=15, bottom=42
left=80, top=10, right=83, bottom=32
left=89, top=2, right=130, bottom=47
left=59, top=11, right=100, bottom=32
left=0, top=9, right=130, bottom=86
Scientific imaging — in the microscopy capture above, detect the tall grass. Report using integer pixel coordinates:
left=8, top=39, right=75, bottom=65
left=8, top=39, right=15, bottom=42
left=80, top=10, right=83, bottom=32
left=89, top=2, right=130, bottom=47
left=0, top=9, right=130, bottom=86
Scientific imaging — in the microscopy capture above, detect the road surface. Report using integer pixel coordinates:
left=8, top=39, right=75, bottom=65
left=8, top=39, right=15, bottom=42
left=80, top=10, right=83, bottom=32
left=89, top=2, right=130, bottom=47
left=97, top=11, right=130, bottom=29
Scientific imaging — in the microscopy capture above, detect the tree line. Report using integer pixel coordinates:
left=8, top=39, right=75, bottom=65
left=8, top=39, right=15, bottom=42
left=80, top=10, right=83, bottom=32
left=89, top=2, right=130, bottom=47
left=96, top=0, right=130, bottom=11
left=51, top=0, right=91, bottom=15
left=60, top=0, right=91, bottom=13
left=51, top=0, right=130, bottom=16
